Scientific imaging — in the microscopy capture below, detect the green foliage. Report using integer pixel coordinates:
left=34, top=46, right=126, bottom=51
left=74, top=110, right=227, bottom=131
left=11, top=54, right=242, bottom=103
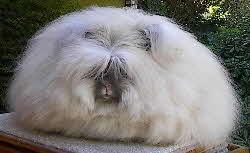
left=79, top=0, right=124, bottom=8
left=0, top=0, right=80, bottom=113
left=138, top=0, right=223, bottom=30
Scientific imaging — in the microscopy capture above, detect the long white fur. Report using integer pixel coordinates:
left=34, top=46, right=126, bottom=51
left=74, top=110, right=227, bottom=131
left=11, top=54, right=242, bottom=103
left=8, top=7, right=239, bottom=145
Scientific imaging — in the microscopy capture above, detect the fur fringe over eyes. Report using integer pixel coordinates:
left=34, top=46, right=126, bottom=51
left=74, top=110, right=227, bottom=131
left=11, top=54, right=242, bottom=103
left=8, top=7, right=239, bottom=146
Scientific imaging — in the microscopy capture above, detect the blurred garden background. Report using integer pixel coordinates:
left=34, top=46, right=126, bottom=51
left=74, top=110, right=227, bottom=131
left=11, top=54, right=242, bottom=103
left=0, top=0, right=249, bottom=147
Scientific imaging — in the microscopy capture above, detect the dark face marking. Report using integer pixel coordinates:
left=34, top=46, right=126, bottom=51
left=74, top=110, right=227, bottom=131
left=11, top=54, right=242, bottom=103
left=94, top=57, right=132, bottom=103
left=95, top=74, right=123, bottom=103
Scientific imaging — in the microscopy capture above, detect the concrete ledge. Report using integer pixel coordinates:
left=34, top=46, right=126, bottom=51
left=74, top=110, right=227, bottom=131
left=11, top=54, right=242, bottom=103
left=0, top=113, right=248, bottom=153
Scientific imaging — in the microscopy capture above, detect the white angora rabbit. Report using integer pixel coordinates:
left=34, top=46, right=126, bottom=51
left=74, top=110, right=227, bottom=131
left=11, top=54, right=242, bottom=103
left=8, top=7, right=239, bottom=145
